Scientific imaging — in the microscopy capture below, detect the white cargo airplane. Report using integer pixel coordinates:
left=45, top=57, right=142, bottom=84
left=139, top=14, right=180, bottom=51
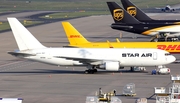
left=156, top=5, right=180, bottom=12
left=7, top=18, right=176, bottom=74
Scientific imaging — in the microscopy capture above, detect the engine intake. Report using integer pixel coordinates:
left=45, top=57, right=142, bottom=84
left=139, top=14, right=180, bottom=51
left=98, top=61, right=120, bottom=71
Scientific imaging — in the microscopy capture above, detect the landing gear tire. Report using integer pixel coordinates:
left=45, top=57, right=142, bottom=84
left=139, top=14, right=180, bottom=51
left=89, top=70, right=94, bottom=74
left=130, top=67, right=134, bottom=71
left=84, top=69, right=97, bottom=74
left=85, top=70, right=89, bottom=74
left=93, top=69, right=97, bottom=72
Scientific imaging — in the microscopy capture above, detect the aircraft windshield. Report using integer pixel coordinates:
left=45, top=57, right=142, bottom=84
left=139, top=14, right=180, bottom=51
left=165, top=53, right=171, bottom=56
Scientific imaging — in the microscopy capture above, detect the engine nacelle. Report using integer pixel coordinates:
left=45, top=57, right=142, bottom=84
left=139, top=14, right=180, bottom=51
left=98, top=61, right=120, bottom=71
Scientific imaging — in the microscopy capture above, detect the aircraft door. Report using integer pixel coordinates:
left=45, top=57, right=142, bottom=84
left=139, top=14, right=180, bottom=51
left=153, top=52, right=157, bottom=60
left=47, top=52, right=52, bottom=59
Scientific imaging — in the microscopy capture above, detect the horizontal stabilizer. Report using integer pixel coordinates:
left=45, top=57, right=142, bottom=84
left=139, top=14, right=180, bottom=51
left=111, top=25, right=133, bottom=28
left=8, top=51, right=36, bottom=57
left=116, top=38, right=120, bottom=42
left=63, top=46, right=79, bottom=48
left=107, top=40, right=114, bottom=48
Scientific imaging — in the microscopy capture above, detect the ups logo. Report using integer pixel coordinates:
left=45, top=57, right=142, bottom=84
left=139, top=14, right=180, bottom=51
left=127, top=6, right=136, bottom=16
left=113, top=9, right=124, bottom=21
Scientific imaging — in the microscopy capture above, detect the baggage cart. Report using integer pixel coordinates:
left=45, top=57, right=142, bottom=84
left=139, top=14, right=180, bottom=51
left=122, top=83, right=136, bottom=96
left=135, top=98, right=147, bottom=103
left=86, top=96, right=98, bottom=103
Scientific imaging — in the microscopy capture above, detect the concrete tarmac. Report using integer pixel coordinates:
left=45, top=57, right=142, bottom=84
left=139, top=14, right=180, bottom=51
left=0, top=13, right=180, bottom=103
left=0, top=11, right=59, bottom=21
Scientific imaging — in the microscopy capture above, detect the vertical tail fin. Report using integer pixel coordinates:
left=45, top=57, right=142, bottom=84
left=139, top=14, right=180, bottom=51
left=7, top=18, right=46, bottom=51
left=62, top=22, right=90, bottom=45
left=121, top=0, right=153, bottom=21
left=106, top=2, right=141, bottom=24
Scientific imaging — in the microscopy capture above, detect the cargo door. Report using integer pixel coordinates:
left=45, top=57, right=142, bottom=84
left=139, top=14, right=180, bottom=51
left=153, top=52, right=157, bottom=60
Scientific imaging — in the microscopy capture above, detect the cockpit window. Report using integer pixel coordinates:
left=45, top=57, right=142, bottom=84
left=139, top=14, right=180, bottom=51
left=165, top=53, right=171, bottom=56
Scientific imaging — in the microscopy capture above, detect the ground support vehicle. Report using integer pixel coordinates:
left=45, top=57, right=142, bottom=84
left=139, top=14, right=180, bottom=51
left=152, top=66, right=170, bottom=75
left=86, top=88, right=121, bottom=103
left=154, top=75, right=180, bottom=103
left=86, top=96, right=122, bottom=103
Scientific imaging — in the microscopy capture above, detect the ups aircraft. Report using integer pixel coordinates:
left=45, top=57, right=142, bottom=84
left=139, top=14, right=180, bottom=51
left=62, top=22, right=180, bottom=54
left=106, top=2, right=180, bottom=41
left=121, top=0, right=180, bottom=23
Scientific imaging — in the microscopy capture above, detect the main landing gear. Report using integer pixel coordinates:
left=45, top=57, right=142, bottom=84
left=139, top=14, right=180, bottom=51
left=85, top=69, right=97, bottom=74
left=150, top=33, right=179, bottom=42
left=85, top=65, right=98, bottom=74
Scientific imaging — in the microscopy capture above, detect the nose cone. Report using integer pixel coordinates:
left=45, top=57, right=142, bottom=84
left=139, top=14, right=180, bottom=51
left=167, top=55, right=176, bottom=64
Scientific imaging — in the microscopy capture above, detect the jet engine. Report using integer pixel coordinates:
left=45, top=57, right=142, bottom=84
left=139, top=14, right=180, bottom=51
left=171, top=9, right=175, bottom=12
left=98, top=61, right=120, bottom=71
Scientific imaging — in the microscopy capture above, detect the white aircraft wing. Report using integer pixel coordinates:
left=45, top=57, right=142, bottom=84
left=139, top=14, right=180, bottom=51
left=54, top=56, right=119, bottom=65
left=155, top=7, right=162, bottom=9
